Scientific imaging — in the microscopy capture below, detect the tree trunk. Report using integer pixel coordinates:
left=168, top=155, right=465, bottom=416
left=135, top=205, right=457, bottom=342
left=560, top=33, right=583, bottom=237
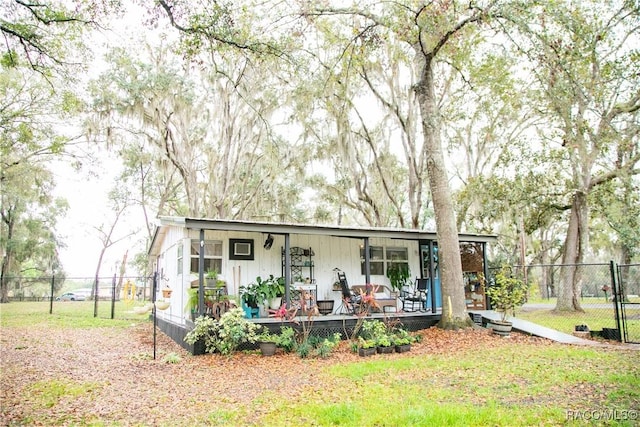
left=555, top=191, right=587, bottom=312
left=0, top=212, right=15, bottom=303
left=415, top=57, right=470, bottom=329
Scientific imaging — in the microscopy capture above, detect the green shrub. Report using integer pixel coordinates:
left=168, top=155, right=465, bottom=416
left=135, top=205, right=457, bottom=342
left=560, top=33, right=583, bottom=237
left=276, top=326, right=296, bottom=352
left=184, top=308, right=260, bottom=355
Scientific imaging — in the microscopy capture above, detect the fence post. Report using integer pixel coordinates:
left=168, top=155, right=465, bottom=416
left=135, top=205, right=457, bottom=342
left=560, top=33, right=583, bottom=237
left=111, top=274, right=116, bottom=320
left=152, top=271, right=158, bottom=360
left=49, top=274, right=55, bottom=314
left=93, top=275, right=99, bottom=318
left=609, top=260, right=622, bottom=342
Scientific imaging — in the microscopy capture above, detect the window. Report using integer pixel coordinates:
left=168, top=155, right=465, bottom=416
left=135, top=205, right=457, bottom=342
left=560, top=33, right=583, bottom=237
left=360, top=246, right=409, bottom=276
left=386, top=247, right=409, bottom=276
left=190, top=240, right=223, bottom=274
left=360, top=245, right=384, bottom=275
left=177, top=244, right=183, bottom=275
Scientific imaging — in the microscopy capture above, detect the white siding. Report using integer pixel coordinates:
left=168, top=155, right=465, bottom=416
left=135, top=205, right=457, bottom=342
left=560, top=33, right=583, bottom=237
left=153, top=225, right=422, bottom=323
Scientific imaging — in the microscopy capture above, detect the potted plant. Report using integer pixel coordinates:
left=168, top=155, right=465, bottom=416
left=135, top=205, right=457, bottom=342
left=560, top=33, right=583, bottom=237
left=391, top=329, right=413, bottom=353
left=239, top=283, right=261, bottom=318
left=255, top=275, right=286, bottom=309
left=485, top=266, right=528, bottom=336
left=184, top=288, right=199, bottom=320
left=386, top=264, right=411, bottom=294
left=257, top=330, right=279, bottom=356
left=205, top=269, right=218, bottom=287
left=375, top=334, right=394, bottom=354
left=357, top=337, right=377, bottom=357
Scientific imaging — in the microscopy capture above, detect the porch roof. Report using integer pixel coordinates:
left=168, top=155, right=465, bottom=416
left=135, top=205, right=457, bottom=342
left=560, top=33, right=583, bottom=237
left=148, top=216, right=496, bottom=256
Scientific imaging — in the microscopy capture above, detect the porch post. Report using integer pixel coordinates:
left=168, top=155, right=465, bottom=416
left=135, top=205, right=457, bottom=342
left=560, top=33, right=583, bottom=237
left=429, top=240, right=436, bottom=312
left=198, top=229, right=205, bottom=316
left=284, top=234, right=291, bottom=308
left=364, top=237, right=371, bottom=285
left=481, top=242, right=489, bottom=308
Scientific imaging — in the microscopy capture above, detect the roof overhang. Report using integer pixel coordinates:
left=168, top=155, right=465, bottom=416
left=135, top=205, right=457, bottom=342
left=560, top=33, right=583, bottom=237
left=148, top=216, right=497, bottom=256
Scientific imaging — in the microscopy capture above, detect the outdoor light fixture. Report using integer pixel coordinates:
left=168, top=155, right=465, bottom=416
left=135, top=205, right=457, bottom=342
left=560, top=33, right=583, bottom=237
left=263, top=234, right=274, bottom=250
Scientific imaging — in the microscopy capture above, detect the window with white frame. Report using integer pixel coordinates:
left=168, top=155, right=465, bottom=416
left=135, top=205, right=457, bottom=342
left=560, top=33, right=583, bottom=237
left=360, top=246, right=408, bottom=276
left=190, top=240, right=223, bottom=274
left=177, top=244, right=183, bottom=275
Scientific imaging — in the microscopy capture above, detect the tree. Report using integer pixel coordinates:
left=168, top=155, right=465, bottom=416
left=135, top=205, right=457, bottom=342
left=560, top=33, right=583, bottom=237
left=0, top=64, right=70, bottom=302
left=302, top=1, right=503, bottom=328
left=0, top=0, right=104, bottom=75
left=88, top=38, right=301, bottom=221
left=504, top=1, right=640, bottom=311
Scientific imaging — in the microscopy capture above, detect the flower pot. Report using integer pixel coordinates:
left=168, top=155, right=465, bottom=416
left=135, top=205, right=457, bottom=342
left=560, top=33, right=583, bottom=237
left=489, top=320, right=513, bottom=337
left=377, top=346, right=394, bottom=354
left=358, top=347, right=376, bottom=357
left=395, top=344, right=411, bottom=353
left=269, top=297, right=282, bottom=310
left=259, top=341, right=277, bottom=356
left=155, top=300, right=170, bottom=310
left=317, top=300, right=334, bottom=315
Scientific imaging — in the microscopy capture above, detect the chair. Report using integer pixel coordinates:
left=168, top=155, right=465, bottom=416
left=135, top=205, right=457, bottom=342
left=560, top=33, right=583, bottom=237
left=335, top=270, right=361, bottom=314
left=401, top=278, right=429, bottom=312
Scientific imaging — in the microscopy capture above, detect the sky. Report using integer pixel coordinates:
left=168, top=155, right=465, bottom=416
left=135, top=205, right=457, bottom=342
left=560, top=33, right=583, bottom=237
left=51, top=5, right=159, bottom=279
left=52, top=153, right=145, bottom=279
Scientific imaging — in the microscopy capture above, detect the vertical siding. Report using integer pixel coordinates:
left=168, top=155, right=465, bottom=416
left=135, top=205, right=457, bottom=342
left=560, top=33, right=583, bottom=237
left=154, top=225, right=423, bottom=323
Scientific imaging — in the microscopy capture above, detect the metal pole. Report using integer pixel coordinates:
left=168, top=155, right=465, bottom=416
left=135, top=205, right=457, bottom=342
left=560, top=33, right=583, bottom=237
left=93, top=275, right=99, bottom=318
left=429, top=241, right=436, bottom=312
left=609, top=260, right=622, bottom=342
left=49, top=274, right=55, bottom=314
left=198, top=229, right=205, bottom=316
left=152, top=271, right=158, bottom=360
left=110, top=274, right=116, bottom=319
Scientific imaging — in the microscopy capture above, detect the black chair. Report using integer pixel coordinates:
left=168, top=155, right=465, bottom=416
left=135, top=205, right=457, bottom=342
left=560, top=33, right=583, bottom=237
left=336, top=271, right=361, bottom=314
left=401, top=278, right=429, bottom=312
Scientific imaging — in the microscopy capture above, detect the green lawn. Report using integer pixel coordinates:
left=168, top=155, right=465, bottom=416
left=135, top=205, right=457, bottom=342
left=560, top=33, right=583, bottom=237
left=0, top=300, right=149, bottom=328
left=517, top=308, right=621, bottom=334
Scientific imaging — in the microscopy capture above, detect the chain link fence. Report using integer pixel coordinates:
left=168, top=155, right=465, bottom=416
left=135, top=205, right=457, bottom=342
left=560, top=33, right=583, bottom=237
left=488, top=263, right=640, bottom=342
left=3, top=275, right=154, bottom=302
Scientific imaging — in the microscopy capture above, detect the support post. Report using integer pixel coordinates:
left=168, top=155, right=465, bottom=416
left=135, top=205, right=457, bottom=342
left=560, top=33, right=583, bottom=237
left=364, top=237, right=371, bottom=285
left=49, top=274, right=55, bottom=314
left=198, top=229, right=205, bottom=316
left=284, top=234, right=291, bottom=309
left=111, top=274, right=117, bottom=319
left=610, top=260, right=622, bottom=342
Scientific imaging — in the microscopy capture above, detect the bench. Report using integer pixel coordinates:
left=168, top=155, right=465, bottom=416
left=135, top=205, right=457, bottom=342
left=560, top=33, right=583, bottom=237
left=351, top=284, right=398, bottom=313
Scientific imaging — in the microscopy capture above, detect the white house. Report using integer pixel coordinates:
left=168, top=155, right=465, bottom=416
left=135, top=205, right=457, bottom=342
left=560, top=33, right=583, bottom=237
left=147, top=216, right=495, bottom=329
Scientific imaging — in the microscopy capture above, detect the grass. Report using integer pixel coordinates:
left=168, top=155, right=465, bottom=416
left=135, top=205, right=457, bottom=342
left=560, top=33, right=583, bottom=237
left=0, top=300, right=150, bottom=328
left=517, top=308, right=620, bottom=334
left=254, top=345, right=638, bottom=426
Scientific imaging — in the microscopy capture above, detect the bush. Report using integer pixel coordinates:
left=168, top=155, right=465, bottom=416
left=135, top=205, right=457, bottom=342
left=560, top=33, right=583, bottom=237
left=184, top=308, right=261, bottom=355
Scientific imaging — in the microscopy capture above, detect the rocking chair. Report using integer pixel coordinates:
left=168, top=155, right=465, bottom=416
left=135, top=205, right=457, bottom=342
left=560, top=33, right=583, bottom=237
left=335, top=270, right=361, bottom=314
left=400, top=277, right=429, bottom=312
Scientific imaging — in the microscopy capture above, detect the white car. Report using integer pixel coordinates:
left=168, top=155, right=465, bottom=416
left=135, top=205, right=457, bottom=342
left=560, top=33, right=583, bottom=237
left=56, top=292, right=86, bottom=301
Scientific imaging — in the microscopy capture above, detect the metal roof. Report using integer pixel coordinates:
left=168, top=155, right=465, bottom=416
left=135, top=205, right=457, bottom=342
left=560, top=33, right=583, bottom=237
left=148, top=216, right=496, bottom=256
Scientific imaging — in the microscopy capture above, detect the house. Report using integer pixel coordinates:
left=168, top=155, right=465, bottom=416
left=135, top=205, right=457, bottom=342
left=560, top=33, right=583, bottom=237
left=147, top=217, right=495, bottom=339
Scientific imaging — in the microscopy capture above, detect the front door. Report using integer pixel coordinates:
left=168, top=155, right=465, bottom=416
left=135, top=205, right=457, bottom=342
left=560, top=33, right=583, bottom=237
left=419, top=241, right=441, bottom=310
